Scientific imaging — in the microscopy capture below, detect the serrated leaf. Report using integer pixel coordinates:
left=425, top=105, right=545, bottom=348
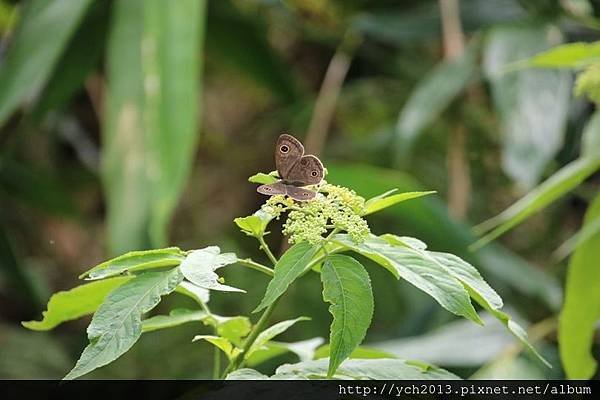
left=175, top=281, right=210, bottom=304
left=473, top=156, right=600, bottom=249
left=141, top=308, right=209, bottom=332
left=321, top=255, right=374, bottom=377
left=559, top=194, right=600, bottom=379
left=180, top=246, right=245, bottom=293
left=333, top=234, right=481, bottom=324
left=0, top=0, right=93, bottom=126
left=246, top=317, right=310, bottom=359
left=193, top=335, right=240, bottom=361
left=253, top=242, right=318, bottom=313
left=80, top=247, right=185, bottom=280
left=234, top=209, right=274, bottom=237
left=274, top=358, right=460, bottom=380
left=63, top=268, right=183, bottom=380
left=248, top=172, right=278, bottom=184
left=363, top=190, right=436, bottom=215
left=22, top=277, right=131, bottom=331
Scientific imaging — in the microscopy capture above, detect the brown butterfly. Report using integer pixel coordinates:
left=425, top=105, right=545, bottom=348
left=257, top=134, right=324, bottom=201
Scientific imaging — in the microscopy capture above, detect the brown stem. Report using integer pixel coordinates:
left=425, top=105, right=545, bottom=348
left=439, top=0, right=471, bottom=219
left=304, top=33, right=360, bottom=157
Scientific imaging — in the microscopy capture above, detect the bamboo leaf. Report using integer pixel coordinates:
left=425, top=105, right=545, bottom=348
left=559, top=194, right=600, bottom=379
left=0, top=0, right=93, bottom=126
left=64, top=268, right=183, bottom=380
left=321, top=255, right=374, bottom=377
left=102, top=0, right=206, bottom=254
left=363, top=190, right=436, bottom=215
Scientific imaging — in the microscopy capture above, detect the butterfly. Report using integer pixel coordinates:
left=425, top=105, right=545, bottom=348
left=257, top=134, right=324, bottom=201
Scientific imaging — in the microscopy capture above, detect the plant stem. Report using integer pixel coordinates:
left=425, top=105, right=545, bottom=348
left=257, top=236, right=278, bottom=265
left=221, top=298, right=281, bottom=378
left=237, top=258, right=274, bottom=277
left=213, top=346, right=221, bottom=379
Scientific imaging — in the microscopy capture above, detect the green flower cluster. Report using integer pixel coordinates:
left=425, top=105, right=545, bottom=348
left=261, top=183, right=370, bottom=245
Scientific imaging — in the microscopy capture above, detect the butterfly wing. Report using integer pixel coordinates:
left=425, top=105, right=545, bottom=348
left=285, top=185, right=317, bottom=201
left=275, top=134, right=304, bottom=180
left=284, top=155, right=324, bottom=185
left=257, top=181, right=287, bottom=196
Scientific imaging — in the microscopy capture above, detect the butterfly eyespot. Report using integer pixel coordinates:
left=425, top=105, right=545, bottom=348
left=280, top=145, right=289, bottom=153
left=311, top=171, right=318, bottom=177
left=303, top=193, right=309, bottom=196
left=265, top=187, right=271, bottom=191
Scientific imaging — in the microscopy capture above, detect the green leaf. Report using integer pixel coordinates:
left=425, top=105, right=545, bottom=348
left=141, top=308, right=208, bottom=332
left=214, top=315, right=252, bottom=345
left=31, top=0, right=109, bottom=120
left=174, top=281, right=210, bottom=304
left=395, top=40, right=479, bottom=161
left=483, top=24, right=571, bottom=188
left=193, top=335, right=240, bottom=361
left=559, top=194, right=600, bottom=379
left=363, top=190, right=436, bottom=216
left=333, top=234, right=482, bottom=324
left=327, top=163, right=562, bottom=310
left=225, top=368, right=271, bottom=380
left=64, top=268, right=183, bottom=380
left=553, top=212, right=600, bottom=261
left=253, top=242, right=318, bottom=313
left=102, top=0, right=206, bottom=254
left=180, top=246, right=245, bottom=292
left=511, top=41, right=600, bottom=69
left=22, top=277, right=131, bottom=331
left=246, top=317, right=310, bottom=359
left=80, top=247, right=185, bottom=280
left=321, top=255, right=374, bottom=377
left=234, top=209, right=274, bottom=237
left=473, top=157, right=600, bottom=249
left=273, top=358, right=460, bottom=380
left=0, top=0, right=93, bottom=126
left=248, top=172, right=278, bottom=185
left=582, top=111, right=600, bottom=157
left=246, top=338, right=325, bottom=367
left=315, top=345, right=396, bottom=360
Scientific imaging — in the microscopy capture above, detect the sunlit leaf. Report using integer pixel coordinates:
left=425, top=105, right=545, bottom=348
left=141, top=308, right=209, bottom=332
left=234, top=209, right=274, bottom=237
left=363, top=190, right=436, bottom=215
left=175, top=281, right=210, bottom=304
left=272, top=358, right=460, bottom=380
left=64, top=268, right=183, bottom=380
left=22, top=277, right=131, bottom=331
left=510, top=41, right=600, bottom=69
left=214, top=315, right=252, bottom=345
left=0, top=0, right=93, bottom=126
left=246, top=317, right=310, bottom=359
left=248, top=172, right=278, bottom=185
left=253, top=242, right=318, bottom=313
left=333, top=234, right=482, bottom=324
left=192, top=335, right=240, bottom=361
left=180, top=246, right=244, bottom=293
left=321, top=255, right=374, bottom=377
left=80, top=247, right=185, bottom=280
left=246, top=338, right=325, bottom=367
left=559, top=194, right=600, bottom=379
left=315, top=345, right=396, bottom=360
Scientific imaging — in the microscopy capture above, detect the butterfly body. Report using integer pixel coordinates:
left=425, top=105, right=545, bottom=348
left=257, top=134, right=324, bottom=201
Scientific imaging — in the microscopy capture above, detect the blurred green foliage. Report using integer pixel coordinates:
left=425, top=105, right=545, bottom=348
left=1, top=0, right=599, bottom=380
